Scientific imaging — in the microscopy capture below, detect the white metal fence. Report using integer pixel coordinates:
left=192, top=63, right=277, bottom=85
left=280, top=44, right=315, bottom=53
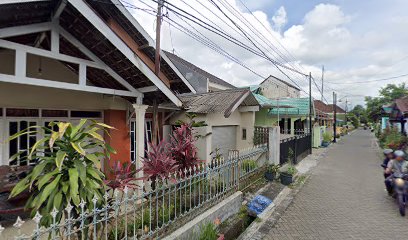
left=0, top=144, right=268, bottom=240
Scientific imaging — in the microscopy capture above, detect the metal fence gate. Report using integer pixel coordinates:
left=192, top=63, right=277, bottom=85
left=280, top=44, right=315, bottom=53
left=280, top=134, right=312, bottom=165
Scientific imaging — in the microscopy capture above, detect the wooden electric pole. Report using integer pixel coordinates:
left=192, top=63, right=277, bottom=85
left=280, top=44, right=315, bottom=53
left=321, top=65, right=324, bottom=102
left=309, top=72, right=313, bottom=154
left=333, top=92, right=337, bottom=143
left=154, top=0, right=163, bottom=75
left=152, top=0, right=163, bottom=144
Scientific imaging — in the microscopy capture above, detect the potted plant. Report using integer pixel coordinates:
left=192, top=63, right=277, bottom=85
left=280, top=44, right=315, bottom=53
left=321, top=132, right=332, bottom=147
left=280, top=165, right=297, bottom=185
left=265, top=164, right=280, bottom=181
left=280, top=148, right=297, bottom=185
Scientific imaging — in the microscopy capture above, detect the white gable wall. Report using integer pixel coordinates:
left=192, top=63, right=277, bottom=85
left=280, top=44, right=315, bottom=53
left=259, top=77, right=300, bottom=99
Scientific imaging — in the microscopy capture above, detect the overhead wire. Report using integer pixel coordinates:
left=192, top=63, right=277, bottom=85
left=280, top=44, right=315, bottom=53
left=325, top=73, right=408, bottom=84
left=204, top=0, right=308, bottom=94
left=101, top=0, right=318, bottom=97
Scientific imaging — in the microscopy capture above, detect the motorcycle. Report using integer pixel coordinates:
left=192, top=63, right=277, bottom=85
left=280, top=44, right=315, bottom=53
left=392, top=173, right=408, bottom=216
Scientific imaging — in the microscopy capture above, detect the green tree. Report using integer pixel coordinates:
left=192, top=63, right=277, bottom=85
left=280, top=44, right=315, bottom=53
left=350, top=105, right=368, bottom=124
left=365, top=83, right=408, bottom=122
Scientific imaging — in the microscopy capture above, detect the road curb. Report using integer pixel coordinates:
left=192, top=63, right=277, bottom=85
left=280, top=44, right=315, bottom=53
left=238, top=147, right=330, bottom=240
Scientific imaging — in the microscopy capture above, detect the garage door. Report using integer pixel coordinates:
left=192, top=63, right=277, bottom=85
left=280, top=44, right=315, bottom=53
left=212, top=126, right=237, bottom=158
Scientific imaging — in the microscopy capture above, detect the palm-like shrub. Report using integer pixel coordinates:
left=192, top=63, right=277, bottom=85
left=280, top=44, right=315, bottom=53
left=141, top=140, right=178, bottom=180
left=9, top=120, right=115, bottom=227
left=104, top=161, right=139, bottom=191
left=169, top=124, right=204, bottom=170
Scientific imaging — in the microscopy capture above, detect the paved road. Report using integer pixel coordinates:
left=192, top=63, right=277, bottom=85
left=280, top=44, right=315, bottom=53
left=265, top=130, right=408, bottom=240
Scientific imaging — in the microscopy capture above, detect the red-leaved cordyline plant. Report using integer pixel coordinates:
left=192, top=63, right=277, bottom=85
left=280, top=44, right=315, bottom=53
left=169, top=123, right=205, bottom=172
left=141, top=140, right=179, bottom=181
left=104, top=161, right=139, bottom=191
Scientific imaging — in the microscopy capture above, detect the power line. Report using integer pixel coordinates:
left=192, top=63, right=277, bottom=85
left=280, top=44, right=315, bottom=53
left=107, top=0, right=314, bottom=96
left=325, top=73, right=408, bottom=84
left=205, top=0, right=307, bottom=94
left=219, top=0, right=305, bottom=75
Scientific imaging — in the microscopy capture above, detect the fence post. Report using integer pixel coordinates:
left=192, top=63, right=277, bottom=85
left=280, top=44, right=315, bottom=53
left=268, top=126, right=280, bottom=165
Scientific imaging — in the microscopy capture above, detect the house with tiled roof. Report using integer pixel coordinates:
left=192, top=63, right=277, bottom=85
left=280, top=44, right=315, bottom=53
left=164, top=51, right=236, bottom=93
left=314, top=100, right=334, bottom=127
left=385, top=96, right=408, bottom=134
left=0, top=0, right=197, bottom=174
left=162, top=54, right=260, bottom=160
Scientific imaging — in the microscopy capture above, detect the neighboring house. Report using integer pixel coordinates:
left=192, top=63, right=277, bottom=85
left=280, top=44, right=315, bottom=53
left=0, top=0, right=196, bottom=174
left=327, top=104, right=346, bottom=124
left=313, top=100, right=333, bottom=127
left=168, top=89, right=259, bottom=161
left=164, top=51, right=236, bottom=93
left=252, top=75, right=301, bottom=99
left=385, top=96, right=408, bottom=134
left=268, top=97, right=314, bottom=135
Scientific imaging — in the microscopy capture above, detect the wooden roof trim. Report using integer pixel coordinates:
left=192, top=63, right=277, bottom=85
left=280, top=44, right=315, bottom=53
left=224, top=90, right=251, bottom=118
left=68, top=0, right=182, bottom=106
left=106, top=18, right=171, bottom=87
left=109, top=0, right=196, bottom=93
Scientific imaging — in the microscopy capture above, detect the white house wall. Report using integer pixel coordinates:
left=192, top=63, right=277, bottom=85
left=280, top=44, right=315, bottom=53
left=0, top=82, right=128, bottom=110
left=169, top=110, right=256, bottom=161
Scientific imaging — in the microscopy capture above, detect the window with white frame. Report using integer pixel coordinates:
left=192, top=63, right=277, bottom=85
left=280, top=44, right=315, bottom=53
left=130, top=119, right=153, bottom=163
left=0, top=108, right=102, bottom=166
left=8, top=120, right=38, bottom=166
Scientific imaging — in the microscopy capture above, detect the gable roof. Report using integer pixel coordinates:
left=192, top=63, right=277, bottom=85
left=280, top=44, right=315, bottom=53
left=327, top=104, right=346, bottom=114
left=268, top=97, right=314, bottom=116
left=395, top=96, right=408, bottom=114
left=164, top=51, right=236, bottom=90
left=314, top=100, right=332, bottom=113
left=0, top=0, right=194, bottom=106
left=178, top=89, right=258, bottom=118
left=260, top=75, right=301, bottom=91
left=253, top=93, right=293, bottom=108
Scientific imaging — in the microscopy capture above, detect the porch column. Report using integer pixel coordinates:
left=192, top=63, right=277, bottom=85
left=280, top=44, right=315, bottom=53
left=133, top=104, right=149, bottom=178
left=290, top=118, right=295, bottom=135
left=268, top=126, right=280, bottom=165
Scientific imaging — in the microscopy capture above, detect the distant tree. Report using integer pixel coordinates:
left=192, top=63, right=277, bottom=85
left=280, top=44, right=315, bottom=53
left=350, top=105, right=368, bottom=124
left=365, top=83, right=408, bottom=122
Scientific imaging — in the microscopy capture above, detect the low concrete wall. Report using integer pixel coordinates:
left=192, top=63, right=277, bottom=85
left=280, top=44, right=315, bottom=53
left=163, top=191, right=243, bottom=240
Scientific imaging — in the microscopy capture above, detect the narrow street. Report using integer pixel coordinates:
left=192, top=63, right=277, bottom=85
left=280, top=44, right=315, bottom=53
left=265, top=130, right=408, bottom=240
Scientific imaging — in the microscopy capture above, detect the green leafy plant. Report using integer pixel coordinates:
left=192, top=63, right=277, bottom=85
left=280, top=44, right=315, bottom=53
left=287, top=147, right=295, bottom=164
left=322, top=132, right=332, bottom=143
left=198, top=222, right=218, bottom=240
left=242, top=159, right=257, bottom=172
left=383, top=127, right=407, bottom=150
left=266, top=164, right=280, bottom=174
left=286, top=166, right=297, bottom=176
left=175, top=113, right=207, bottom=127
left=9, top=120, right=115, bottom=228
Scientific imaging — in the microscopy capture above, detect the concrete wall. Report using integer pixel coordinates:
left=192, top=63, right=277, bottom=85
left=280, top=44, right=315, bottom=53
left=170, top=110, right=256, bottom=161
left=163, top=191, right=243, bottom=240
left=259, top=77, right=300, bottom=99
left=255, top=108, right=278, bottom=127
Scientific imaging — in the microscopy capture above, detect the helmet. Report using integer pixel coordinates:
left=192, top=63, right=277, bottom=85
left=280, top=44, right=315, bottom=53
left=383, top=149, right=393, bottom=155
left=394, top=150, right=405, bottom=158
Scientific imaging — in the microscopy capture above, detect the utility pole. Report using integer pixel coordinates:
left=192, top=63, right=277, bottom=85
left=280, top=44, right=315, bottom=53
left=154, top=0, right=163, bottom=75
left=333, top=92, right=337, bottom=143
left=321, top=65, right=324, bottom=102
left=309, top=72, right=313, bottom=154
left=345, top=98, right=348, bottom=123
left=152, top=0, right=163, bottom=144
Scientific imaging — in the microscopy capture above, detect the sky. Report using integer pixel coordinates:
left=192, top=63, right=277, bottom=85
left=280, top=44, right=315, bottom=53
left=126, top=0, right=408, bottom=108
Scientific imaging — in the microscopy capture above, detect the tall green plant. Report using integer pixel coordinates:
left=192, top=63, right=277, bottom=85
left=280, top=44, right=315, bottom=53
left=9, top=120, right=115, bottom=228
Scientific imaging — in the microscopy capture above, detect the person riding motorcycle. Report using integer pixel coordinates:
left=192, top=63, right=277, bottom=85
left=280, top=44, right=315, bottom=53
left=384, top=150, right=408, bottom=195
left=382, top=149, right=394, bottom=179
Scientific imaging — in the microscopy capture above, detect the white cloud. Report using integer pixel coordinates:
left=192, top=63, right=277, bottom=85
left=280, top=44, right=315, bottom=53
left=271, top=6, right=287, bottom=32
left=126, top=0, right=408, bottom=105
